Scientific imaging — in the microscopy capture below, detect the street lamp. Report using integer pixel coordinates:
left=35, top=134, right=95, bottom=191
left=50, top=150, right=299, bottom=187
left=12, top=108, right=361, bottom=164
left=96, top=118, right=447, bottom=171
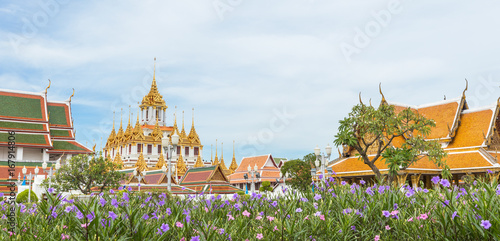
left=276, top=171, right=288, bottom=191
left=133, top=168, right=147, bottom=192
left=161, top=133, right=179, bottom=192
left=42, top=160, right=60, bottom=189
left=246, top=164, right=260, bottom=193
left=314, top=144, right=332, bottom=183
left=9, top=173, right=24, bottom=190
left=22, top=166, right=39, bottom=203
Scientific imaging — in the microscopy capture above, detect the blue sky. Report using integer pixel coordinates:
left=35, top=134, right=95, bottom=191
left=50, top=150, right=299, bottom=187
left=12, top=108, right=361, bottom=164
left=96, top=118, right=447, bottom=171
left=1, top=0, right=500, bottom=164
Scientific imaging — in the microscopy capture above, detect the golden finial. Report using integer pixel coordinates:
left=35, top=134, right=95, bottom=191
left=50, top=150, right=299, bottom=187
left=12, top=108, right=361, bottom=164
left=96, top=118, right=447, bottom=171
left=221, top=142, right=224, bottom=160
left=69, top=88, right=75, bottom=102
left=192, top=108, right=194, bottom=126
left=229, top=140, right=238, bottom=174
left=182, top=111, right=185, bottom=130
left=233, top=140, right=235, bottom=158
left=92, top=143, right=96, bottom=153
left=153, top=57, right=156, bottom=82
left=128, top=105, right=131, bottom=124
left=112, top=111, right=115, bottom=129
left=379, top=83, right=386, bottom=103
left=45, top=79, right=51, bottom=94
left=359, top=92, right=364, bottom=105
left=211, top=144, right=213, bottom=162
left=463, top=78, right=468, bottom=96
left=369, top=98, right=372, bottom=107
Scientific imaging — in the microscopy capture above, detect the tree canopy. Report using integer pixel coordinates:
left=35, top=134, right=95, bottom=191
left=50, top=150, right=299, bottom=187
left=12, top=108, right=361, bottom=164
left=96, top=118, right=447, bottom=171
left=333, top=101, right=449, bottom=181
left=44, top=154, right=125, bottom=194
left=281, top=154, right=313, bottom=192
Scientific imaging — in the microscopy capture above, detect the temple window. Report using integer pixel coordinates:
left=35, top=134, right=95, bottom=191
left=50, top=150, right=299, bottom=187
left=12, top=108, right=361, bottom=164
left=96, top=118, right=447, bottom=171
left=177, top=146, right=180, bottom=154
left=147, top=144, right=152, bottom=154
left=146, top=109, right=149, bottom=121
left=137, top=144, right=142, bottom=153
left=185, top=147, right=189, bottom=156
left=194, top=147, right=199, bottom=156
left=158, top=145, right=162, bottom=154
left=129, top=144, right=131, bottom=154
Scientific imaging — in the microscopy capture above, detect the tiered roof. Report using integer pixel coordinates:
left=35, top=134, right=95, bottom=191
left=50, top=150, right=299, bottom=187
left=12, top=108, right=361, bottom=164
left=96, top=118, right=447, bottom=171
left=330, top=83, right=500, bottom=177
left=179, top=165, right=242, bottom=194
left=0, top=86, right=91, bottom=155
left=228, top=154, right=281, bottom=184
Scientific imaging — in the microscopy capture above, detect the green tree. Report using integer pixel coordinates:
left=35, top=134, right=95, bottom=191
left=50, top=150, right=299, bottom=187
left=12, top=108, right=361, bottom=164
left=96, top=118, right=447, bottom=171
left=333, top=101, right=449, bottom=182
left=259, top=181, right=273, bottom=192
left=281, top=157, right=312, bottom=192
left=43, top=154, right=125, bottom=194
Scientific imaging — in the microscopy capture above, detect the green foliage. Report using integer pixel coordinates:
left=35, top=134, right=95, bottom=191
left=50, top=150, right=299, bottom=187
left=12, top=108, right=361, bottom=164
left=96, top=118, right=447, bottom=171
left=16, top=189, right=38, bottom=203
left=334, top=103, right=449, bottom=180
left=259, top=181, right=273, bottom=192
left=236, top=191, right=245, bottom=196
left=1, top=177, right=499, bottom=240
left=281, top=157, right=312, bottom=192
left=43, top=154, right=125, bottom=194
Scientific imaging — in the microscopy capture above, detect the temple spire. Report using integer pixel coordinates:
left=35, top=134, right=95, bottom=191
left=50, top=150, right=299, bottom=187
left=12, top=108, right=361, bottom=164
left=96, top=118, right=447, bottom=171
left=214, top=139, right=219, bottom=165
left=229, top=140, right=238, bottom=174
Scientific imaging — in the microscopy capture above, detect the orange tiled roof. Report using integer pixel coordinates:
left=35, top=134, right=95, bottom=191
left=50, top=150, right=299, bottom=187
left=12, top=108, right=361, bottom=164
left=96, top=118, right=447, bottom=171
left=390, top=99, right=462, bottom=140
left=445, top=151, right=494, bottom=169
left=446, top=109, right=493, bottom=149
left=235, top=155, right=272, bottom=172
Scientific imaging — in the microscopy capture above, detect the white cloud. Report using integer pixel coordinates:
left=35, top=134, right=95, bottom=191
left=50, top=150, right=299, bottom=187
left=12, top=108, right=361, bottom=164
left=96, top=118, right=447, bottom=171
left=1, top=0, right=500, bottom=163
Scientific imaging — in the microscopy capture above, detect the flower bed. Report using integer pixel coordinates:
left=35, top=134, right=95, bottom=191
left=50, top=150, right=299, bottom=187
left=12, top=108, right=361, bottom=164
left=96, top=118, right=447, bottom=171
left=0, top=177, right=499, bottom=240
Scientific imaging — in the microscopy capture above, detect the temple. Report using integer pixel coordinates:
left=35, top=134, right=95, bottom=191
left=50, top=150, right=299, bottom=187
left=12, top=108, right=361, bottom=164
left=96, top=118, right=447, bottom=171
left=0, top=81, right=92, bottom=193
left=103, top=59, right=212, bottom=177
left=329, top=82, right=500, bottom=187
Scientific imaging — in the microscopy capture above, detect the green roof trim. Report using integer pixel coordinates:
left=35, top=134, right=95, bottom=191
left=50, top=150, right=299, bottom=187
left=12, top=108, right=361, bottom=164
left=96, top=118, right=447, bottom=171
left=0, top=132, right=48, bottom=145
left=52, top=141, right=85, bottom=151
left=185, top=166, right=216, bottom=173
left=48, top=105, right=68, bottom=126
left=0, top=95, right=43, bottom=119
left=0, top=161, right=53, bottom=167
left=50, top=129, right=71, bottom=137
left=0, top=120, right=44, bottom=131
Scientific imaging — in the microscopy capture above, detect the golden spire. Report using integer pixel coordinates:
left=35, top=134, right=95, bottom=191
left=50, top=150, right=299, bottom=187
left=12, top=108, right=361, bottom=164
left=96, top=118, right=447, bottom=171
left=187, top=108, right=201, bottom=145
left=194, top=153, right=204, bottom=168
left=179, top=111, right=188, bottom=144
left=45, top=79, right=51, bottom=94
left=134, top=152, right=148, bottom=172
left=151, top=116, right=163, bottom=141
left=169, top=112, right=180, bottom=143
left=132, top=109, right=145, bottom=141
left=220, top=142, right=228, bottom=171
left=156, top=152, right=166, bottom=169
left=106, top=111, right=117, bottom=148
left=379, top=83, right=386, bottom=104
left=213, top=139, right=219, bottom=165
left=176, top=153, right=187, bottom=176
left=229, top=140, right=238, bottom=174
left=114, top=152, right=123, bottom=168
left=140, top=58, right=167, bottom=109
left=116, top=108, right=125, bottom=144
left=211, top=144, right=213, bottom=163
left=124, top=106, right=133, bottom=141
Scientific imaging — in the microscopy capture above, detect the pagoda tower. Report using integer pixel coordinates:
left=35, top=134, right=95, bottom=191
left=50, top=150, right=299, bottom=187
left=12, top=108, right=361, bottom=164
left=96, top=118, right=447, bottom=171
left=229, top=141, right=238, bottom=174
left=103, top=58, right=206, bottom=170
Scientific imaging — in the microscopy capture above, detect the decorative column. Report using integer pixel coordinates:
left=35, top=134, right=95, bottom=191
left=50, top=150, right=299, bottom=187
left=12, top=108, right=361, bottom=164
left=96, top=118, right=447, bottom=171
left=16, top=147, right=23, bottom=161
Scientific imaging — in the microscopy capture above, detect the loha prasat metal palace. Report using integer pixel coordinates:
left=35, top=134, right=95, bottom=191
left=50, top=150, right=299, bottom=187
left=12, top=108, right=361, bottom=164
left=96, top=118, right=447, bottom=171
left=329, top=82, right=500, bottom=187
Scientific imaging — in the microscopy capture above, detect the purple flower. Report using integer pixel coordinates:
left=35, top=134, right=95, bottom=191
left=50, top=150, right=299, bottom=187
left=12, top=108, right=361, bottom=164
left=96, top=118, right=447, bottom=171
left=341, top=181, right=347, bottom=186
left=190, top=236, right=200, bottom=241
left=87, top=212, right=95, bottom=221
left=351, top=226, right=356, bottom=231
left=142, top=214, right=149, bottom=220
left=161, top=223, right=169, bottom=232
left=487, top=169, right=493, bottom=174
left=64, top=206, right=73, bottom=213
left=99, top=198, right=107, bottom=207
left=166, top=208, right=172, bottom=216
left=127, top=186, right=132, bottom=192
left=296, top=208, right=302, bottom=213
left=51, top=210, right=57, bottom=218
left=108, top=211, right=118, bottom=220
left=111, top=199, right=119, bottom=208
left=314, top=194, right=322, bottom=201
left=431, top=176, right=440, bottom=185
left=440, top=179, right=451, bottom=188
left=75, top=210, right=84, bottom=219
left=481, top=220, right=492, bottom=229
left=452, top=211, right=458, bottom=220
left=122, top=192, right=129, bottom=202
left=48, top=188, right=54, bottom=194
left=109, top=189, right=115, bottom=194
left=382, top=210, right=390, bottom=218
left=271, top=201, right=278, bottom=208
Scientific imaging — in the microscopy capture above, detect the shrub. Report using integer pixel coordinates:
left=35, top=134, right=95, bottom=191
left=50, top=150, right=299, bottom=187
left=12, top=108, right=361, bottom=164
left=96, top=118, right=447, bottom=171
left=259, top=181, right=273, bottom=192
left=236, top=191, right=245, bottom=196
left=16, top=189, right=38, bottom=203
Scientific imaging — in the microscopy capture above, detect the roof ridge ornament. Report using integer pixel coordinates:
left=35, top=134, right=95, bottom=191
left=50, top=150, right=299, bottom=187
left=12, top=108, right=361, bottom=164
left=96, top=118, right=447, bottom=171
left=45, top=79, right=51, bottom=94
left=379, top=83, right=386, bottom=103
left=463, top=78, right=468, bottom=97
left=68, top=88, right=75, bottom=102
